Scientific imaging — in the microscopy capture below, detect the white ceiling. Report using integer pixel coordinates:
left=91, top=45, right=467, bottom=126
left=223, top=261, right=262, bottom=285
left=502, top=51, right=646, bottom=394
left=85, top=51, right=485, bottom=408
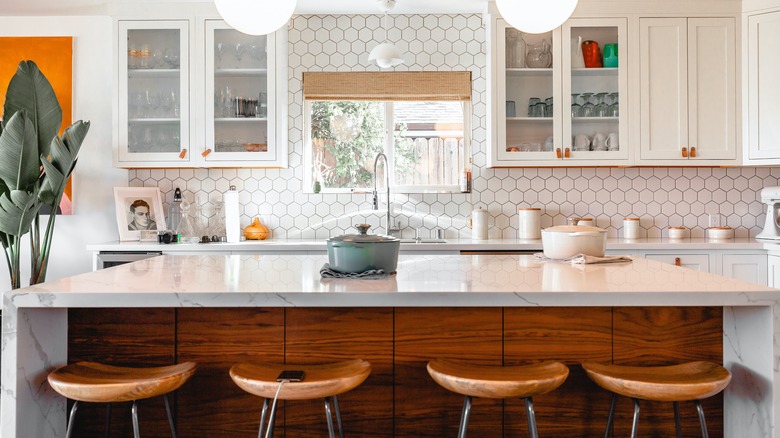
left=1, top=0, right=488, bottom=16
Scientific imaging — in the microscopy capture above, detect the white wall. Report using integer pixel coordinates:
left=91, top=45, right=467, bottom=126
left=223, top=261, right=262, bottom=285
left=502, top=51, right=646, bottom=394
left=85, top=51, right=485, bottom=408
left=0, top=16, right=127, bottom=290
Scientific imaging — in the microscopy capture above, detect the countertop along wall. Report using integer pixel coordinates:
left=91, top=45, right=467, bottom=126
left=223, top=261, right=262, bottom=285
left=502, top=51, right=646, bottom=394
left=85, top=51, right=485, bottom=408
left=129, top=13, right=780, bottom=241
left=0, top=16, right=127, bottom=291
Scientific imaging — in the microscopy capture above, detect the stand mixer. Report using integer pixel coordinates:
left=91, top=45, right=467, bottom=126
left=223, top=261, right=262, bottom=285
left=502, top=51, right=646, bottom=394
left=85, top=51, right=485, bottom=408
left=756, top=187, right=780, bottom=240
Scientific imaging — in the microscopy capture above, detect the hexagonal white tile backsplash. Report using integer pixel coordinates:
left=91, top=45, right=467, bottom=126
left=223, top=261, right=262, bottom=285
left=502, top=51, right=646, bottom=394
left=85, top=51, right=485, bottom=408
left=130, top=14, right=778, bottom=240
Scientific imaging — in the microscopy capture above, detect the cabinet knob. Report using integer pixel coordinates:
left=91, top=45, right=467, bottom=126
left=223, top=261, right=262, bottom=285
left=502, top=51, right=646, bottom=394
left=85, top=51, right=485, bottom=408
left=564, top=148, right=570, bottom=158
left=556, top=148, right=562, bottom=159
left=201, top=148, right=212, bottom=157
left=681, top=147, right=688, bottom=158
left=178, top=149, right=187, bottom=159
left=690, top=146, right=696, bottom=158
left=675, top=257, right=681, bottom=267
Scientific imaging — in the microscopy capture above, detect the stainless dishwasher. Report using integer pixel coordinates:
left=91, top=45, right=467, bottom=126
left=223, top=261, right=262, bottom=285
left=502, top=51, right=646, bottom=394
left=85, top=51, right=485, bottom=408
left=94, top=251, right=163, bottom=270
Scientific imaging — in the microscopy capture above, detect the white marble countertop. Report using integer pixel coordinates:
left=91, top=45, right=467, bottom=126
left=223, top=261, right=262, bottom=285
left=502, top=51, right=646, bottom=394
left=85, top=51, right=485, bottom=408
left=86, top=237, right=768, bottom=252
left=12, top=254, right=774, bottom=309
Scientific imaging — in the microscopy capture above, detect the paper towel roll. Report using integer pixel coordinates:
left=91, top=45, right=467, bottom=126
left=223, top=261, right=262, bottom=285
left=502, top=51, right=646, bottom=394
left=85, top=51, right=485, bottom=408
left=224, top=186, right=240, bottom=243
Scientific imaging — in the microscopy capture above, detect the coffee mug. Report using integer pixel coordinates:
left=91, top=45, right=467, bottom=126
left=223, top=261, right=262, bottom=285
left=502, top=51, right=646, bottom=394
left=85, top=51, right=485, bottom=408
left=592, top=132, right=607, bottom=150
left=574, top=134, right=590, bottom=150
left=606, top=132, right=619, bottom=151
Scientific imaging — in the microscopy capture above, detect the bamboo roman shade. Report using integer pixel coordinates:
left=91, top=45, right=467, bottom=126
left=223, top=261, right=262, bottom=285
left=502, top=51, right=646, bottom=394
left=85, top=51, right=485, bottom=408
left=302, top=71, right=472, bottom=101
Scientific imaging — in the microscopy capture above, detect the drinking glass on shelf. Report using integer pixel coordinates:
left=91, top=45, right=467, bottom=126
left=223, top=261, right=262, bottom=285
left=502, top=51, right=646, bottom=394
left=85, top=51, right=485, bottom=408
left=163, top=48, right=180, bottom=68
left=571, top=93, right=581, bottom=118
left=222, top=86, right=233, bottom=118
left=579, top=92, right=594, bottom=117
left=528, top=97, right=541, bottom=117
left=608, top=92, right=619, bottom=117
left=138, top=44, right=151, bottom=69
left=215, top=42, right=225, bottom=66
left=544, top=97, right=553, bottom=118
left=594, top=92, right=609, bottom=117
left=234, top=43, right=246, bottom=62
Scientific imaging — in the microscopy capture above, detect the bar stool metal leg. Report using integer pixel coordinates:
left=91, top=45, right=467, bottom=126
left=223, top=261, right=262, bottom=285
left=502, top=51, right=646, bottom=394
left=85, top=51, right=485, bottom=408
left=163, top=394, right=177, bottom=438
left=525, top=397, right=539, bottom=438
left=257, top=398, right=269, bottom=438
left=630, top=398, right=640, bottom=438
left=324, top=397, right=336, bottom=438
left=65, top=400, right=79, bottom=438
left=104, top=403, right=111, bottom=438
left=131, top=400, right=140, bottom=438
left=603, top=393, right=616, bottom=438
left=333, top=394, right=345, bottom=438
left=695, top=400, right=709, bottom=438
left=457, top=395, right=472, bottom=438
left=266, top=397, right=279, bottom=438
left=673, top=401, right=682, bottom=438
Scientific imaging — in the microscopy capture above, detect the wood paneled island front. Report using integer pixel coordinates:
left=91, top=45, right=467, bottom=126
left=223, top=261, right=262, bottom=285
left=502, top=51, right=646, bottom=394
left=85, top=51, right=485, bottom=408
left=2, top=254, right=777, bottom=437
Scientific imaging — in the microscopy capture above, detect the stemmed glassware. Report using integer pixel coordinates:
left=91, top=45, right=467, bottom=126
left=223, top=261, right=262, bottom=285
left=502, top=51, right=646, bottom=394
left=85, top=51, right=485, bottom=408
left=234, top=43, right=246, bottom=63
left=608, top=92, right=619, bottom=117
left=579, top=92, right=594, bottom=117
left=571, top=93, right=581, bottom=118
left=215, top=42, right=225, bottom=66
left=593, top=92, right=609, bottom=117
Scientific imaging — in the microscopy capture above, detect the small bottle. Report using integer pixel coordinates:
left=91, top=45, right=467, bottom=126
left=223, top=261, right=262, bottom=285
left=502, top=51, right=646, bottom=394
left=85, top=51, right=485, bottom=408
left=224, top=185, right=240, bottom=243
left=459, top=161, right=471, bottom=193
left=167, top=187, right=182, bottom=235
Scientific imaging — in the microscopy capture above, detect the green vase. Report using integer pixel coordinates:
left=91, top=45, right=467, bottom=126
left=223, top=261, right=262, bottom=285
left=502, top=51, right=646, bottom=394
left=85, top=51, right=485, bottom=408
left=313, top=181, right=321, bottom=193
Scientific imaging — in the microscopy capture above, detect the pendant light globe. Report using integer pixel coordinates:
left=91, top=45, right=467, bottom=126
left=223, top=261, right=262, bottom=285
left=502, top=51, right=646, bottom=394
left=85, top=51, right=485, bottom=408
left=495, top=0, right=579, bottom=34
left=369, top=43, right=404, bottom=68
left=214, top=0, right=297, bottom=35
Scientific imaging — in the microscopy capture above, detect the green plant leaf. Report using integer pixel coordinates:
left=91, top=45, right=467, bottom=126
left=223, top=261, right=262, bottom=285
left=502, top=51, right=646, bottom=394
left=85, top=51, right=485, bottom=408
left=0, top=111, right=40, bottom=191
left=0, top=190, right=40, bottom=237
left=39, top=121, right=89, bottom=205
left=4, top=60, right=62, bottom=159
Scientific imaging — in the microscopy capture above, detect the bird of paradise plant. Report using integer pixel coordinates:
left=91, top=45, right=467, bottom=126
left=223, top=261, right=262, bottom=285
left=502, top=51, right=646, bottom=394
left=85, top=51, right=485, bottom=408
left=0, top=60, right=90, bottom=289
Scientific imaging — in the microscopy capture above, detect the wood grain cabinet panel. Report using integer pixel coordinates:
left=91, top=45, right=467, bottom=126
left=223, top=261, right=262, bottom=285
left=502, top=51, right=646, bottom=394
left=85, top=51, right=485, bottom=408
left=176, top=308, right=284, bottom=438
left=503, top=307, right=612, bottom=437
left=284, top=308, right=393, bottom=438
left=67, top=308, right=175, bottom=438
left=394, top=308, right=503, bottom=437
left=613, top=307, right=724, bottom=438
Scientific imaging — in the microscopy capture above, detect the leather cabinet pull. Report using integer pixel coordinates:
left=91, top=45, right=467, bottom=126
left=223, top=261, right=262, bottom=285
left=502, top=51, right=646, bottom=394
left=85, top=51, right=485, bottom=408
left=178, top=149, right=187, bottom=159
left=681, top=147, right=688, bottom=158
left=675, top=257, right=681, bottom=267
left=201, top=149, right=212, bottom=157
left=564, top=148, right=570, bottom=158
left=690, top=146, right=696, bottom=158
left=556, top=148, right=562, bottom=159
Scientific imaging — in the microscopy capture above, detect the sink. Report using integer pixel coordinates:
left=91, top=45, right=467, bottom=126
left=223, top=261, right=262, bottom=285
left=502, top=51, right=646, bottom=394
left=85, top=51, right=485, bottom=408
left=399, top=239, right=447, bottom=243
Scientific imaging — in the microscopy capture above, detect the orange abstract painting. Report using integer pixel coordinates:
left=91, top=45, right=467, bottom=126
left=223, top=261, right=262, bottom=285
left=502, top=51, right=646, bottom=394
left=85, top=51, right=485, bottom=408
left=0, top=36, right=73, bottom=214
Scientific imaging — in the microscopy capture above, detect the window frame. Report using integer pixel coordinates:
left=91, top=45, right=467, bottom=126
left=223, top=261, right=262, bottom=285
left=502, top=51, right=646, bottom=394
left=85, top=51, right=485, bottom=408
left=303, top=99, right=471, bottom=194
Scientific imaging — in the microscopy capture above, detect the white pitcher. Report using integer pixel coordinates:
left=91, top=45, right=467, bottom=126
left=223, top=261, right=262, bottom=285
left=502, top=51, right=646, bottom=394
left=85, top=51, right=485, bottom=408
left=571, top=36, right=585, bottom=68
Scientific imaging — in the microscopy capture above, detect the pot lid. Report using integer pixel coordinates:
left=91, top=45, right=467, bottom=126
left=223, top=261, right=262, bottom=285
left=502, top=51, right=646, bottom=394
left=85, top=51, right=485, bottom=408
left=543, top=225, right=607, bottom=233
left=328, top=224, right=400, bottom=243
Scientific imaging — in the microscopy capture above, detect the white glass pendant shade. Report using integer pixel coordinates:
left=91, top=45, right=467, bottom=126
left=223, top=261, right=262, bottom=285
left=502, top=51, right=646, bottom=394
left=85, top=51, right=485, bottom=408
left=495, top=0, right=579, bottom=34
left=214, top=0, right=297, bottom=35
left=369, top=43, right=404, bottom=68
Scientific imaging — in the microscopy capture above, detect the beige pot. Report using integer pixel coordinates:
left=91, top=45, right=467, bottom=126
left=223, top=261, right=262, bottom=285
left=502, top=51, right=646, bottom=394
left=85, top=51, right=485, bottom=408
left=541, top=225, right=607, bottom=259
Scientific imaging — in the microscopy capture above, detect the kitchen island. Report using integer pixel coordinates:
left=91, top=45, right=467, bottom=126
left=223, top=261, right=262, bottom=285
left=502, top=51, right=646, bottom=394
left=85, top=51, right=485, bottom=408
left=2, top=253, right=777, bottom=437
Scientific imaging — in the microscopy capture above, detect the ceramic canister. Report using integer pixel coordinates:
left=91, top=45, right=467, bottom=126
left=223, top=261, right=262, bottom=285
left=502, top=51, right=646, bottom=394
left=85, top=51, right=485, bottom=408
left=518, top=207, right=541, bottom=239
left=623, top=217, right=641, bottom=239
left=471, top=207, right=489, bottom=240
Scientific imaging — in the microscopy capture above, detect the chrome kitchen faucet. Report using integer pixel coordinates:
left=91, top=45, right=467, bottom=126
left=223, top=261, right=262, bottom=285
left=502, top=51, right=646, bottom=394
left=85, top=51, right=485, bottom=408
left=373, top=153, right=392, bottom=236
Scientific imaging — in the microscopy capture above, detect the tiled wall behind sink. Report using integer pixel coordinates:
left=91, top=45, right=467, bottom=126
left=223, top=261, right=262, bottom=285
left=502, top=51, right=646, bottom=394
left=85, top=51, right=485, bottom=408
left=129, top=13, right=778, bottom=239
left=131, top=167, right=779, bottom=240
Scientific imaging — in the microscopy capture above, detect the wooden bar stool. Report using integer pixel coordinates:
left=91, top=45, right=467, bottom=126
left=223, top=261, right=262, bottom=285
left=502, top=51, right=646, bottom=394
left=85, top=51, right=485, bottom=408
left=47, top=361, right=197, bottom=438
left=229, top=359, right=371, bottom=438
left=426, top=359, right=569, bottom=438
left=582, top=361, right=731, bottom=438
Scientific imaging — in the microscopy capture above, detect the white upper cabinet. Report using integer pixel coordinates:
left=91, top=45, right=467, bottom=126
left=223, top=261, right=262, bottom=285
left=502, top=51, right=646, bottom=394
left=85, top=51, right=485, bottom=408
left=489, top=17, right=628, bottom=167
left=114, top=17, right=287, bottom=168
left=745, top=10, right=780, bottom=163
left=639, top=17, right=736, bottom=164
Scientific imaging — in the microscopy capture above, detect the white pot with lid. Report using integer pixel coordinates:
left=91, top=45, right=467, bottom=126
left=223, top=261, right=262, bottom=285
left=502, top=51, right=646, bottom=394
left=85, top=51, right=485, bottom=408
left=541, top=225, right=607, bottom=259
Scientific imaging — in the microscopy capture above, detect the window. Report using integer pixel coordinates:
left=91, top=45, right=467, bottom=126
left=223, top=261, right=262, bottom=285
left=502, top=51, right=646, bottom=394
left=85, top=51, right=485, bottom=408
left=303, top=72, right=472, bottom=193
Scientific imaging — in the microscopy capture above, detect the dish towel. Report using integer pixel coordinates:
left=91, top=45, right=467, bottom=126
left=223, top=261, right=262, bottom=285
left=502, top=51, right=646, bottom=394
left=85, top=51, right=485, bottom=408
left=320, top=263, right=391, bottom=279
left=532, top=253, right=633, bottom=265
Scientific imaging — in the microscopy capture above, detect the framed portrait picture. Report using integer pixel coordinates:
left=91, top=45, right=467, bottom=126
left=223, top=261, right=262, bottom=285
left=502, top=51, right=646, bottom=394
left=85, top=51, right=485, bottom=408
left=113, top=187, right=165, bottom=241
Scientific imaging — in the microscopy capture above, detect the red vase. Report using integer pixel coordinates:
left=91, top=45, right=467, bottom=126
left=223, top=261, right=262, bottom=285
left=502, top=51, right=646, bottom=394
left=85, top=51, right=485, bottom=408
left=582, top=40, right=603, bottom=68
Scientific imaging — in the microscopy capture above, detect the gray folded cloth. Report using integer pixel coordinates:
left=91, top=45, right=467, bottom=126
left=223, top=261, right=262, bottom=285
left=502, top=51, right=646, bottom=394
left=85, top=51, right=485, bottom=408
left=532, top=253, right=633, bottom=265
left=320, top=263, right=390, bottom=279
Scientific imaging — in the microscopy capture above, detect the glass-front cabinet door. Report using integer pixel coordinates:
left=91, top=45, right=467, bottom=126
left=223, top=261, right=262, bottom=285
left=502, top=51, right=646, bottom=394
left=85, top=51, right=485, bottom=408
left=562, top=18, right=628, bottom=162
left=496, top=18, right=561, bottom=163
left=204, top=20, right=280, bottom=165
left=117, top=20, right=191, bottom=165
